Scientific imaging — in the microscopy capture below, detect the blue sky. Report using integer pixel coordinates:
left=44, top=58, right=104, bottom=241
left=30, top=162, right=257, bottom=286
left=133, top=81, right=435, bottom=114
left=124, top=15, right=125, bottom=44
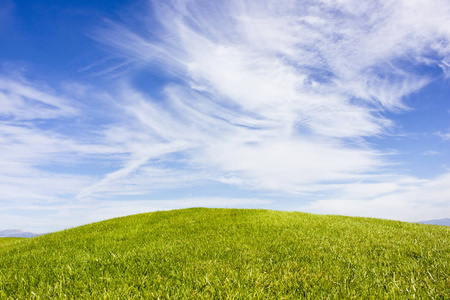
left=1, top=0, right=449, bottom=233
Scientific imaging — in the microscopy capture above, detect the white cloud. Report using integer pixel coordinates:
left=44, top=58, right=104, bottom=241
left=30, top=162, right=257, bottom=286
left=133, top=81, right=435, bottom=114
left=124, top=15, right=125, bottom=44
left=298, top=173, right=450, bottom=222
left=88, top=0, right=450, bottom=198
left=0, top=77, right=77, bottom=120
left=436, top=131, right=450, bottom=141
left=197, top=138, right=381, bottom=192
left=0, top=76, right=129, bottom=203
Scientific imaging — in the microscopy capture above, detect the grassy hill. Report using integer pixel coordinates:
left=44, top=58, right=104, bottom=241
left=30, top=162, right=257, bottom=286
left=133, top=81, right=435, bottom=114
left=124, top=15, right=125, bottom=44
left=0, top=208, right=449, bottom=299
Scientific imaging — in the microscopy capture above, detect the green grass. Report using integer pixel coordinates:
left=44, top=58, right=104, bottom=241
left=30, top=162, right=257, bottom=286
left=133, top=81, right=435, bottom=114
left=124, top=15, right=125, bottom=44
left=0, top=237, right=25, bottom=247
left=0, top=208, right=449, bottom=299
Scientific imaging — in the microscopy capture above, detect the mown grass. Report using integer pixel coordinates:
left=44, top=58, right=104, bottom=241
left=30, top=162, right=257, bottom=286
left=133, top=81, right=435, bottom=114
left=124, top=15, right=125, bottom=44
left=0, top=208, right=449, bottom=299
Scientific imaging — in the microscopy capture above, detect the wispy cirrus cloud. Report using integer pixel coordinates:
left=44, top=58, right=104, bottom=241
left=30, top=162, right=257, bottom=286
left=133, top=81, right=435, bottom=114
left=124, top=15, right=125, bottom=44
left=0, top=76, right=123, bottom=203
left=83, top=0, right=450, bottom=199
left=2, top=0, right=450, bottom=232
left=0, top=77, right=77, bottom=120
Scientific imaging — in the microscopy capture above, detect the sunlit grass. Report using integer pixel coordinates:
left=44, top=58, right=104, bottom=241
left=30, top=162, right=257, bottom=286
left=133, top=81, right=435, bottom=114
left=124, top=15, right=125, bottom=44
left=0, top=237, right=25, bottom=247
left=0, top=208, right=449, bottom=299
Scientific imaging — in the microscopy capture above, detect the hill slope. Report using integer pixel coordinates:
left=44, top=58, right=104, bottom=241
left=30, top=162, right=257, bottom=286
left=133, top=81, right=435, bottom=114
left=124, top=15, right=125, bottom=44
left=0, top=208, right=449, bottom=299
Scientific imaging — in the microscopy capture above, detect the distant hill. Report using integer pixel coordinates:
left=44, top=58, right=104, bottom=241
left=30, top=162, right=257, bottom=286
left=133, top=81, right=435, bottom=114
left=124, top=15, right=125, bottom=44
left=0, top=229, right=38, bottom=238
left=418, top=218, right=450, bottom=226
left=0, top=208, right=449, bottom=298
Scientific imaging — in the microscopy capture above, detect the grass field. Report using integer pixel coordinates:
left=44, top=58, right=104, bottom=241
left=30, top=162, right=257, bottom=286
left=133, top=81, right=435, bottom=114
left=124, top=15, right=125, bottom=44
left=0, top=208, right=449, bottom=299
left=0, top=237, right=24, bottom=247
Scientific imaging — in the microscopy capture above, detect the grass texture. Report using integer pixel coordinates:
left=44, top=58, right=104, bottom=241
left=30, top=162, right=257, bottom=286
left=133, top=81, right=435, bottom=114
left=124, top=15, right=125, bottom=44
left=0, top=237, right=24, bottom=247
left=0, top=208, right=449, bottom=299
